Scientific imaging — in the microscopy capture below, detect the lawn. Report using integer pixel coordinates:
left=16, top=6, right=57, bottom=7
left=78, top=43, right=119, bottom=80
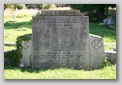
left=4, top=65, right=116, bottom=79
left=4, top=9, right=116, bottom=79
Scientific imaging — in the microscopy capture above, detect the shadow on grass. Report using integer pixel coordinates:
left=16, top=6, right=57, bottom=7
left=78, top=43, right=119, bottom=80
left=89, top=22, right=116, bottom=39
left=4, top=65, right=48, bottom=73
left=4, top=20, right=32, bottom=29
left=4, top=63, right=111, bottom=74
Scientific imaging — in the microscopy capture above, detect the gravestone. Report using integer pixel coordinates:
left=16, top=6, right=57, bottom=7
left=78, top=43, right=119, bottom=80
left=32, top=10, right=105, bottom=70
left=20, top=40, right=32, bottom=67
left=105, top=50, right=116, bottom=64
left=89, top=34, right=105, bottom=69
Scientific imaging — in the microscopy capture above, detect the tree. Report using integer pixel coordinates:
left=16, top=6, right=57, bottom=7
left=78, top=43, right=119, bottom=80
left=70, top=4, right=116, bottom=22
left=4, top=4, right=7, bottom=10
left=25, top=4, right=57, bottom=10
left=4, top=4, right=25, bottom=10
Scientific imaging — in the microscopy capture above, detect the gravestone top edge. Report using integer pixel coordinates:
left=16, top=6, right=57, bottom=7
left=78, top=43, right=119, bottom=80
left=89, top=34, right=102, bottom=38
left=105, top=50, right=116, bottom=53
left=36, top=10, right=85, bottom=16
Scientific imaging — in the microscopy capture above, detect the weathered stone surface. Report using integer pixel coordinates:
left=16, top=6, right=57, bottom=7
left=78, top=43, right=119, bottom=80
left=37, top=10, right=84, bottom=16
left=20, top=40, right=32, bottom=67
left=89, top=34, right=105, bottom=69
left=105, top=50, right=116, bottom=64
left=32, top=10, right=89, bottom=69
left=17, top=33, right=106, bottom=69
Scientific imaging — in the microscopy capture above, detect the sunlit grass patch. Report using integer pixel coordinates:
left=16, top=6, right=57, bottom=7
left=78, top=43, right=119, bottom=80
left=4, top=46, right=16, bottom=51
left=4, top=29, right=32, bottom=42
left=4, top=65, right=116, bottom=79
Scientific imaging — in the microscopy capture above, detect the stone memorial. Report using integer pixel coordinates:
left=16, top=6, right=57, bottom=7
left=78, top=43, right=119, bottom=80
left=89, top=34, right=105, bottom=69
left=31, top=10, right=105, bottom=70
left=20, top=40, right=32, bottom=67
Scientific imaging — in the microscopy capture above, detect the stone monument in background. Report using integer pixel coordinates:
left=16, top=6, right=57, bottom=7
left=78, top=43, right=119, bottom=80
left=31, top=10, right=105, bottom=70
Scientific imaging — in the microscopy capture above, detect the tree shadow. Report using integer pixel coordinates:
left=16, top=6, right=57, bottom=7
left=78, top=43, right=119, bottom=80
left=89, top=22, right=116, bottom=39
left=4, top=65, right=47, bottom=73
left=4, top=20, right=32, bottom=29
left=104, top=24, right=116, bottom=31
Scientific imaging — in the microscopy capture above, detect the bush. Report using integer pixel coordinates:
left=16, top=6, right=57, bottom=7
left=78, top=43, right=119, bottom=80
left=16, top=4, right=25, bottom=10
left=16, top=34, right=32, bottom=66
left=42, top=4, right=57, bottom=9
left=4, top=50, right=18, bottom=66
left=4, top=34, right=32, bottom=67
left=4, top=4, right=7, bottom=10
left=48, top=4, right=57, bottom=9
left=101, top=58, right=112, bottom=68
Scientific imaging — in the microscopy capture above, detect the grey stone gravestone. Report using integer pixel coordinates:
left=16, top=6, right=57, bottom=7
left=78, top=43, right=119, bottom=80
left=32, top=10, right=105, bottom=70
left=89, top=34, right=105, bottom=69
left=20, top=40, right=32, bottom=67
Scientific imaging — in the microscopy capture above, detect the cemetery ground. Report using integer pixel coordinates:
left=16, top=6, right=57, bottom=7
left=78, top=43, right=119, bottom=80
left=4, top=10, right=116, bottom=79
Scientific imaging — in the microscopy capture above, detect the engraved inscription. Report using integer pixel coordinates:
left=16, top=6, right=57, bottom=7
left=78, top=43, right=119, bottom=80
left=32, top=15, right=89, bottom=69
left=33, top=16, right=88, bottom=53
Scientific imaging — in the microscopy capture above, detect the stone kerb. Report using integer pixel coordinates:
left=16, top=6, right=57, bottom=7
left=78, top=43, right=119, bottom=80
left=105, top=50, right=116, bottom=64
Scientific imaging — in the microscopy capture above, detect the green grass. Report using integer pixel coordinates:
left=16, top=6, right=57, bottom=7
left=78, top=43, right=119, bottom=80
left=89, top=22, right=116, bottom=43
left=4, top=65, right=116, bottom=79
left=4, top=16, right=32, bottom=50
left=4, top=46, right=16, bottom=51
left=89, top=22, right=116, bottom=50
left=4, top=28, right=32, bottom=42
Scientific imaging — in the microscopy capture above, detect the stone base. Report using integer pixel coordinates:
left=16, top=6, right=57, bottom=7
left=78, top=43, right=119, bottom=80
left=105, top=50, right=116, bottom=64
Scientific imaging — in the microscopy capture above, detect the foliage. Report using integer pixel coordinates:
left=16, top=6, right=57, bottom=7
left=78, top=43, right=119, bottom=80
left=4, top=34, right=31, bottom=67
left=25, top=4, right=68, bottom=9
left=4, top=4, right=15, bottom=10
left=4, top=4, right=7, bottom=10
left=46, top=4, right=57, bottom=9
left=16, top=34, right=32, bottom=66
left=70, top=4, right=116, bottom=22
left=25, top=4, right=57, bottom=10
left=16, top=4, right=25, bottom=10
left=101, top=58, right=112, bottom=68
left=4, top=50, right=18, bottom=66
left=4, top=4, right=25, bottom=10
left=4, top=34, right=32, bottom=66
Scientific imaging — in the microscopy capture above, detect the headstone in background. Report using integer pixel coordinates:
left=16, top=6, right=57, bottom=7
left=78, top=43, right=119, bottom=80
left=89, top=34, right=105, bottom=69
left=20, top=40, right=32, bottom=68
left=12, top=14, right=16, bottom=21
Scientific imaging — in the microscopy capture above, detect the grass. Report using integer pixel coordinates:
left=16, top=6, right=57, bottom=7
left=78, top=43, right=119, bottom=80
left=4, top=28, right=32, bottom=42
left=89, top=22, right=116, bottom=50
left=4, top=46, right=16, bottom=51
left=4, top=65, right=116, bottom=79
left=89, top=22, right=116, bottom=43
